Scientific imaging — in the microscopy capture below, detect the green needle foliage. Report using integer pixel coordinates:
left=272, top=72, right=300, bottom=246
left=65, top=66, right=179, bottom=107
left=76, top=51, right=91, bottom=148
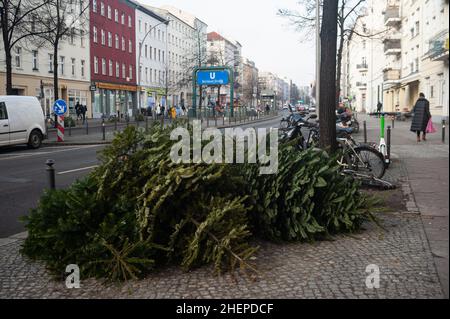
left=21, top=123, right=377, bottom=281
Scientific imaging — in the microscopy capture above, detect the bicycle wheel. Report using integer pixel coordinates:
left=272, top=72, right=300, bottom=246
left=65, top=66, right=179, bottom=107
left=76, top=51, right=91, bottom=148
left=348, top=145, right=386, bottom=179
left=280, top=119, right=289, bottom=129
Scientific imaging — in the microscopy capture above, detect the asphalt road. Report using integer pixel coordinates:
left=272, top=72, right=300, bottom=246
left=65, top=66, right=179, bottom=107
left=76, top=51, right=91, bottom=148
left=0, top=144, right=106, bottom=237
left=0, top=116, right=284, bottom=238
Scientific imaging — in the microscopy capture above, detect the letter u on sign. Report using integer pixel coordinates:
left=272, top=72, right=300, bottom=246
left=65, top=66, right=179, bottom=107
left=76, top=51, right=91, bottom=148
left=210, top=72, right=216, bottom=80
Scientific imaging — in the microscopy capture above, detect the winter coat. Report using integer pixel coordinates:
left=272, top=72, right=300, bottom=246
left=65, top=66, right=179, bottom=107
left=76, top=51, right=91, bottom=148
left=410, top=97, right=431, bottom=132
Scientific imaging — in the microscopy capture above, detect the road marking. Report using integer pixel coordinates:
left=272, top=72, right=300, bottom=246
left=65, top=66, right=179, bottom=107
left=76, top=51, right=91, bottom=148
left=0, top=145, right=103, bottom=161
left=57, top=165, right=99, bottom=175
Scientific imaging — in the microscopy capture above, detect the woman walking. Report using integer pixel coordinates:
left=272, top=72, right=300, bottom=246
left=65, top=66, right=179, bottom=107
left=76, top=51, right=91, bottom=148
left=410, top=93, right=431, bottom=142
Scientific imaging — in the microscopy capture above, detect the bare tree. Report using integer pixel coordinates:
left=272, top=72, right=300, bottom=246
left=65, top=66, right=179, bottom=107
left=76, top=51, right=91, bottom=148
left=0, top=0, right=51, bottom=95
left=37, top=0, right=89, bottom=101
left=279, top=0, right=379, bottom=105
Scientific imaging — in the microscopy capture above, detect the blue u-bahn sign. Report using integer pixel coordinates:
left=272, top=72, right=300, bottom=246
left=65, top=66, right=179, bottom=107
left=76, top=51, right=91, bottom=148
left=197, top=70, right=229, bottom=86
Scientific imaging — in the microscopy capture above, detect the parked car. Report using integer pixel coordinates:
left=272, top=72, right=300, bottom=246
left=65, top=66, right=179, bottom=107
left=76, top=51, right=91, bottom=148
left=0, top=96, right=46, bottom=149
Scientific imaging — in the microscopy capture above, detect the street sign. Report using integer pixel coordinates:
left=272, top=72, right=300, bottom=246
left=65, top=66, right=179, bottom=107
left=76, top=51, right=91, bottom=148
left=53, top=99, right=67, bottom=116
left=90, top=84, right=97, bottom=91
left=197, top=70, right=229, bottom=86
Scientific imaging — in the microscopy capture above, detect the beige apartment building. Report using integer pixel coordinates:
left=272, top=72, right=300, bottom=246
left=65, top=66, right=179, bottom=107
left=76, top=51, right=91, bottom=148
left=342, top=0, right=449, bottom=121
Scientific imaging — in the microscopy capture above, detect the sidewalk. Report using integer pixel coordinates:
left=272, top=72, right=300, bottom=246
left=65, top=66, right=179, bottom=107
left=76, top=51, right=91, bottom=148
left=360, top=114, right=449, bottom=298
left=43, top=114, right=280, bottom=146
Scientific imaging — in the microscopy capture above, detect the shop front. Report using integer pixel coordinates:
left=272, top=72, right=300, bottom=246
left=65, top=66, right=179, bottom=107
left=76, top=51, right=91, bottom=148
left=92, top=82, right=138, bottom=119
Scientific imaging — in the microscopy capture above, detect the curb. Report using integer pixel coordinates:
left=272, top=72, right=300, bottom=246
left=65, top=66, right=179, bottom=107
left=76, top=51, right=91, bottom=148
left=0, top=232, right=28, bottom=248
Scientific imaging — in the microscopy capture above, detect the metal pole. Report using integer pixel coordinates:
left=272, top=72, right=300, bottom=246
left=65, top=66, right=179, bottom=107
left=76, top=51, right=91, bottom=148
left=85, top=118, right=89, bottom=135
left=442, top=119, right=446, bottom=144
left=46, top=159, right=56, bottom=190
left=69, top=117, right=72, bottom=136
left=102, top=119, right=106, bottom=141
left=363, top=120, right=367, bottom=144
left=386, top=126, right=391, bottom=164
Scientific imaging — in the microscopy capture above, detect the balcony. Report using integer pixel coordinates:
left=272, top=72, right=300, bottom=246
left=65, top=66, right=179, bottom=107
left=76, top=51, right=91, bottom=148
left=383, top=68, right=401, bottom=83
left=356, top=82, right=367, bottom=89
left=384, top=39, right=401, bottom=55
left=384, top=6, right=401, bottom=27
left=356, top=63, right=368, bottom=72
left=427, top=30, right=449, bottom=62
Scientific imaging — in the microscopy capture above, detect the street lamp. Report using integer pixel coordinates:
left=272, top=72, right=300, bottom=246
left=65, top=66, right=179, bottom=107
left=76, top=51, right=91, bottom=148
left=137, top=19, right=170, bottom=113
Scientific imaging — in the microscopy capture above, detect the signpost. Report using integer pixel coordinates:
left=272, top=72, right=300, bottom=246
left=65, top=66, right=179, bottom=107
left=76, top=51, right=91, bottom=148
left=53, top=99, right=67, bottom=143
left=192, top=67, right=234, bottom=118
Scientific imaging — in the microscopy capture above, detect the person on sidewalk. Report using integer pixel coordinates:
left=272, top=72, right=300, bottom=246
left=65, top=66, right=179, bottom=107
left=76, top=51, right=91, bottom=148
left=377, top=101, right=383, bottom=115
left=410, top=93, right=431, bottom=142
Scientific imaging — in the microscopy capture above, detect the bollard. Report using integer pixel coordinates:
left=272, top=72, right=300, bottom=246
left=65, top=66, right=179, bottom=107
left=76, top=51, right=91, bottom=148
left=386, top=126, right=391, bottom=165
left=223, top=115, right=225, bottom=126
left=102, top=119, right=106, bottom=141
left=85, top=118, right=89, bottom=135
left=363, top=120, right=367, bottom=144
left=392, top=118, right=395, bottom=129
left=46, top=159, right=56, bottom=190
left=443, top=119, right=446, bottom=144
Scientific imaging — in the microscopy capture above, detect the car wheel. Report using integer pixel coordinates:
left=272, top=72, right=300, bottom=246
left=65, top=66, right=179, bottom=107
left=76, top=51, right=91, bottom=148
left=28, top=130, right=43, bottom=149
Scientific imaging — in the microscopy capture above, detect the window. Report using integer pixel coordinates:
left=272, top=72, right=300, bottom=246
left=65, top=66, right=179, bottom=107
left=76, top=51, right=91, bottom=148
left=14, top=46, right=22, bottom=68
left=94, top=56, right=98, bottom=74
left=158, top=49, right=161, bottom=62
left=139, top=20, right=142, bottom=32
left=60, top=56, right=65, bottom=75
left=102, top=58, right=106, bottom=75
left=122, top=64, right=126, bottom=79
left=80, top=30, right=85, bottom=47
left=81, top=60, right=85, bottom=77
left=121, top=13, right=125, bottom=25
left=114, top=9, right=118, bottom=22
left=71, top=58, right=76, bottom=76
left=100, top=2, right=104, bottom=16
left=115, top=34, right=119, bottom=49
left=49, top=54, right=54, bottom=73
left=107, top=5, right=111, bottom=19
left=158, top=29, right=160, bottom=41
left=162, top=51, right=165, bottom=63
left=145, top=45, right=148, bottom=58
left=109, top=60, right=113, bottom=76
left=70, top=28, right=75, bottom=44
left=150, top=68, right=152, bottom=82
left=92, top=0, right=97, bottom=13
left=128, top=16, right=132, bottom=28
left=0, top=102, right=8, bottom=120
left=129, top=40, right=132, bottom=53
left=116, top=62, right=120, bottom=78
left=122, top=37, right=125, bottom=51
left=101, top=29, right=105, bottom=45
left=108, top=32, right=112, bottom=47
left=145, top=67, right=148, bottom=82
left=129, top=65, right=133, bottom=80
left=93, top=26, right=98, bottom=43
left=32, top=50, right=38, bottom=70
left=150, top=46, right=152, bottom=59
left=145, top=23, right=148, bottom=34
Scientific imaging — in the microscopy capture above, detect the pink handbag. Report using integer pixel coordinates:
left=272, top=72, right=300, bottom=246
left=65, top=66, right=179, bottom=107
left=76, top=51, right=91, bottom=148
left=426, top=118, right=437, bottom=134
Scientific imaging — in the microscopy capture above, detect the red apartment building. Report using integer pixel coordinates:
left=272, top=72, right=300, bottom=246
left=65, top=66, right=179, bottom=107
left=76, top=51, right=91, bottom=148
left=90, top=0, right=137, bottom=118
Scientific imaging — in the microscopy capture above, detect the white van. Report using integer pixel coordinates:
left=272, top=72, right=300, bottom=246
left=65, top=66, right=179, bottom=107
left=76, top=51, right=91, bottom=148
left=0, top=96, right=46, bottom=149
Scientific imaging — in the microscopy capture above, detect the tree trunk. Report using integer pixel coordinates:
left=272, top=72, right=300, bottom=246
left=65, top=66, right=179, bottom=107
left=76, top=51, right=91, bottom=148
left=319, top=0, right=339, bottom=152
left=5, top=49, right=13, bottom=95
left=53, top=42, right=59, bottom=100
left=336, top=18, right=346, bottom=107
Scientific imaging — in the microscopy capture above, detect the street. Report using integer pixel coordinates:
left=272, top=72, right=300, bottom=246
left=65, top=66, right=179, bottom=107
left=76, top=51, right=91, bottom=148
left=0, top=116, right=282, bottom=239
left=0, top=144, right=105, bottom=237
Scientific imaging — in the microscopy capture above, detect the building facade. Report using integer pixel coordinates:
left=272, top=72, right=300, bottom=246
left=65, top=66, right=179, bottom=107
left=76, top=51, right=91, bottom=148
left=90, top=0, right=137, bottom=119
left=242, top=58, right=259, bottom=107
left=135, top=5, right=168, bottom=112
left=207, top=32, right=242, bottom=106
left=0, top=1, right=91, bottom=118
left=342, top=0, right=449, bottom=120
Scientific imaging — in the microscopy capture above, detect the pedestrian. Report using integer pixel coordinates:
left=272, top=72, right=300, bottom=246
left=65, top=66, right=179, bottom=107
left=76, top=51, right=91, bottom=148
left=75, top=101, right=81, bottom=120
left=410, top=93, right=432, bottom=143
left=377, top=101, right=383, bottom=114
left=81, top=104, right=87, bottom=123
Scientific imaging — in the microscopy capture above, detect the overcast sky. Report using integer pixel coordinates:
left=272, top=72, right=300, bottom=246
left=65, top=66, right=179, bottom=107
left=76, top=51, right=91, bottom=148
left=140, top=0, right=316, bottom=87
